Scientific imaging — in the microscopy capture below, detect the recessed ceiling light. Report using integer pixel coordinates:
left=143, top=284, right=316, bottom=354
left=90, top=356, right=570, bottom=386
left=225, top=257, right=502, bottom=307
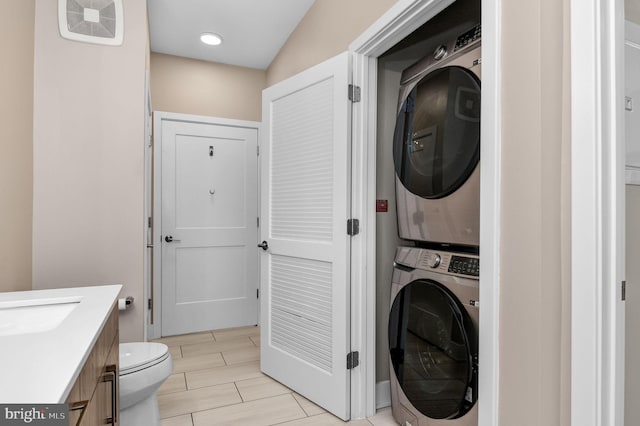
left=200, top=33, right=223, bottom=46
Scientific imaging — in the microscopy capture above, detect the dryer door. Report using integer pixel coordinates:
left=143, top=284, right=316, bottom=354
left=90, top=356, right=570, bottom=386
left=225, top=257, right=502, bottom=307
left=388, top=279, right=478, bottom=419
left=393, top=66, right=480, bottom=199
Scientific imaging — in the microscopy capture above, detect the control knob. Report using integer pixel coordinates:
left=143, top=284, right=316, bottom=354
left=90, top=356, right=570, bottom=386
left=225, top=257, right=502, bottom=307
left=433, top=45, right=447, bottom=61
left=427, top=253, right=442, bottom=269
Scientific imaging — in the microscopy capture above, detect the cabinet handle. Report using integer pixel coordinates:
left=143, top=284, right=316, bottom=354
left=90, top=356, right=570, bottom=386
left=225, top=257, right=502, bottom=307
left=102, top=364, right=118, bottom=425
left=68, top=400, right=89, bottom=426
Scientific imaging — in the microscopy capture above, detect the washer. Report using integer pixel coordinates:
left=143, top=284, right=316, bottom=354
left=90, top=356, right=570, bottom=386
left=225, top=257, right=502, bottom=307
left=389, top=246, right=479, bottom=426
left=393, top=24, right=481, bottom=247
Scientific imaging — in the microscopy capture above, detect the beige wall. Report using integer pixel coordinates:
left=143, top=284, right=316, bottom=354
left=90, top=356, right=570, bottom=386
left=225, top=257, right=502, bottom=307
left=628, top=0, right=640, bottom=25
left=150, top=53, right=266, bottom=122
left=626, top=185, right=640, bottom=426
left=0, top=1, right=34, bottom=293
left=375, top=62, right=405, bottom=383
left=32, top=1, right=148, bottom=342
left=266, top=0, right=397, bottom=85
left=499, top=0, right=571, bottom=424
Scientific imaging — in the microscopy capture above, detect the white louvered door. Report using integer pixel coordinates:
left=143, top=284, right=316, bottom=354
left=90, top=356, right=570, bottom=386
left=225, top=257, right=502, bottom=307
left=260, top=52, right=352, bottom=420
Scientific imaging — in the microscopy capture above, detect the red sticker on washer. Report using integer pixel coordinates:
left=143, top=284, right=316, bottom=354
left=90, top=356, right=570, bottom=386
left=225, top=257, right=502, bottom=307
left=376, top=200, right=388, bottom=212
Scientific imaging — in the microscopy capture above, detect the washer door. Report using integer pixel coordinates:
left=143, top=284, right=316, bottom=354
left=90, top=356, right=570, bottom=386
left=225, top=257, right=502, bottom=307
left=393, top=66, right=480, bottom=199
left=388, top=279, right=478, bottom=419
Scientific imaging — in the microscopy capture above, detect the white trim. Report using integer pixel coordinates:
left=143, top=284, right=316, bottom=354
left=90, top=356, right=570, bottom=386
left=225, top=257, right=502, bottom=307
left=375, top=380, right=391, bottom=410
left=570, top=0, right=625, bottom=424
left=348, top=0, right=501, bottom=423
left=149, top=111, right=261, bottom=340
left=477, top=0, right=501, bottom=425
left=350, top=0, right=455, bottom=57
left=143, top=69, right=152, bottom=341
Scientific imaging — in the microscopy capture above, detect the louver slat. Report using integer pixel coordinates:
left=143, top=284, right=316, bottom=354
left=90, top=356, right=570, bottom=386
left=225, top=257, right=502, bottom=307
left=271, top=255, right=333, bottom=372
left=270, top=77, right=334, bottom=242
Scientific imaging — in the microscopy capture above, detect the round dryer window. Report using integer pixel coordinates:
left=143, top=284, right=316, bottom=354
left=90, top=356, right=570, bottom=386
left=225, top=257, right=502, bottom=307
left=393, top=66, right=480, bottom=199
left=388, top=279, right=478, bottom=419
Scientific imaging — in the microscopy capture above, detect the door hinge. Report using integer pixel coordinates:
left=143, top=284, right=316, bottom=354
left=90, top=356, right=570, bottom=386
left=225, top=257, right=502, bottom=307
left=348, top=84, right=361, bottom=103
left=148, top=216, right=152, bottom=229
left=257, top=145, right=260, bottom=156
left=257, top=217, right=260, bottom=228
left=257, top=288, right=260, bottom=299
left=148, top=298, right=153, bottom=310
left=347, top=351, right=359, bottom=369
left=347, top=219, right=360, bottom=236
left=622, top=280, right=627, bottom=301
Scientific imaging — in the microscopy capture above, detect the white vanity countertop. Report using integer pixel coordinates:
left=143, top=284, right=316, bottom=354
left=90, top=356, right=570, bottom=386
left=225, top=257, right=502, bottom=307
left=0, top=285, right=122, bottom=403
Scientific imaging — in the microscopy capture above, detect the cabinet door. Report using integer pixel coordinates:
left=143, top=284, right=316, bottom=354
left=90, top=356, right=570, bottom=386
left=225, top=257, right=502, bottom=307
left=96, top=342, right=119, bottom=425
left=66, top=305, right=119, bottom=426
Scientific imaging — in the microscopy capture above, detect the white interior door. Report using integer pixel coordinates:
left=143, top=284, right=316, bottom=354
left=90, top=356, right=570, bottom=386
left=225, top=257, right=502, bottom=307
left=260, top=52, right=352, bottom=420
left=161, top=118, right=259, bottom=336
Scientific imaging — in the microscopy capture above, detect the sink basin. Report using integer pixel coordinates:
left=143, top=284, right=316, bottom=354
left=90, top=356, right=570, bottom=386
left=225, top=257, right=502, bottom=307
left=0, top=296, right=83, bottom=337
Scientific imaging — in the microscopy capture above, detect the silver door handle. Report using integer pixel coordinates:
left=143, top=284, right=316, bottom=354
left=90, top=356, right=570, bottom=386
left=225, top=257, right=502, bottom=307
left=164, top=235, right=181, bottom=243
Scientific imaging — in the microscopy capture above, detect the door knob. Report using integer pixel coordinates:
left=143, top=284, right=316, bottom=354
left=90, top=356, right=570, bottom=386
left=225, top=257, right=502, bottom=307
left=164, top=235, right=181, bottom=243
left=257, top=241, right=269, bottom=251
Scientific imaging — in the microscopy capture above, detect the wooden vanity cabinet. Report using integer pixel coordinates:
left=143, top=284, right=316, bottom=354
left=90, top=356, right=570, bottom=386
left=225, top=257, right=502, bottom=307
left=66, top=303, right=119, bottom=426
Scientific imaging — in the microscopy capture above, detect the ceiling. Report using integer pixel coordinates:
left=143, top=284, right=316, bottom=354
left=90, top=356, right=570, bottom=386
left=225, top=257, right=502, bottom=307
left=147, top=0, right=315, bottom=70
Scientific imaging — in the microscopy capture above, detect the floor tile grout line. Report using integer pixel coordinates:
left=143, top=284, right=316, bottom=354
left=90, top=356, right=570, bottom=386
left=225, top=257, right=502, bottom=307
left=171, top=371, right=266, bottom=392
left=233, top=381, right=244, bottom=402
left=161, top=392, right=299, bottom=421
left=179, top=359, right=260, bottom=376
left=265, top=396, right=322, bottom=426
left=161, top=396, right=248, bottom=420
left=291, top=392, right=311, bottom=417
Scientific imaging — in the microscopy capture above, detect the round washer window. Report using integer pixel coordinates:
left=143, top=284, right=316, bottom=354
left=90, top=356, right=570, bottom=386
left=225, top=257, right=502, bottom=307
left=388, top=279, right=478, bottom=419
left=393, top=66, right=480, bottom=199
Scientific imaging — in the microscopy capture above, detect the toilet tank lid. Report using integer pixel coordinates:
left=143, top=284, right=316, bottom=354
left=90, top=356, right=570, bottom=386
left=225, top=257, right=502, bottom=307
left=119, top=342, right=169, bottom=372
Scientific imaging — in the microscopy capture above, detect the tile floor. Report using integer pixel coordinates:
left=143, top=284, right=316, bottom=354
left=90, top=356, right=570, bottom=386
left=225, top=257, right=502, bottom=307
left=152, top=326, right=398, bottom=426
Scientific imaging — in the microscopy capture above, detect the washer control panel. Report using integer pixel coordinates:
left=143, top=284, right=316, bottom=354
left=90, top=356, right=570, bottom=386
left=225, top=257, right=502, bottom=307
left=448, top=255, right=480, bottom=277
left=410, top=248, right=479, bottom=279
left=454, top=24, right=481, bottom=52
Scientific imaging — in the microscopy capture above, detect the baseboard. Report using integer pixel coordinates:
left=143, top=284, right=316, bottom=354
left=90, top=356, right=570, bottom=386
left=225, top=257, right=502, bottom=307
left=376, top=380, right=391, bottom=409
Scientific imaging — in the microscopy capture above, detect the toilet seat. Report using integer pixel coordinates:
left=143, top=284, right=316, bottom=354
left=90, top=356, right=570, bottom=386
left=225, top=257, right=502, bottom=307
left=120, top=342, right=170, bottom=375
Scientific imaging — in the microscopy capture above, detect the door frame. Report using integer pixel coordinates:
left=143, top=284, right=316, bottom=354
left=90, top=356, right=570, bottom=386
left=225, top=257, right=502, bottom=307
left=570, top=0, right=625, bottom=425
left=348, top=0, right=502, bottom=421
left=149, top=111, right=261, bottom=339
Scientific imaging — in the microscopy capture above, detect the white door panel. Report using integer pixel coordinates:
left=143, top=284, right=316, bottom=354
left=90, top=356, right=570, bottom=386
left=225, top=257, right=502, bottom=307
left=161, top=119, right=259, bottom=336
left=260, top=52, right=352, bottom=420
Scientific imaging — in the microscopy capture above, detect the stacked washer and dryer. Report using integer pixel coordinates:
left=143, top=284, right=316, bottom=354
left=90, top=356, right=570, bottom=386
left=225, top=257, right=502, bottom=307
left=388, top=23, right=481, bottom=426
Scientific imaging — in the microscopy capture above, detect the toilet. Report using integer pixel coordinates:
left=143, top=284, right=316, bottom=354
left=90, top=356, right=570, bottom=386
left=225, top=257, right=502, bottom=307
left=119, top=342, right=172, bottom=426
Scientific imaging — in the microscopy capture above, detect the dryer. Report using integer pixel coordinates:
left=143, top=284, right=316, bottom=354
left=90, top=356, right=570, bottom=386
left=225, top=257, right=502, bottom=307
left=393, top=24, right=481, bottom=247
left=389, top=246, right=478, bottom=426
